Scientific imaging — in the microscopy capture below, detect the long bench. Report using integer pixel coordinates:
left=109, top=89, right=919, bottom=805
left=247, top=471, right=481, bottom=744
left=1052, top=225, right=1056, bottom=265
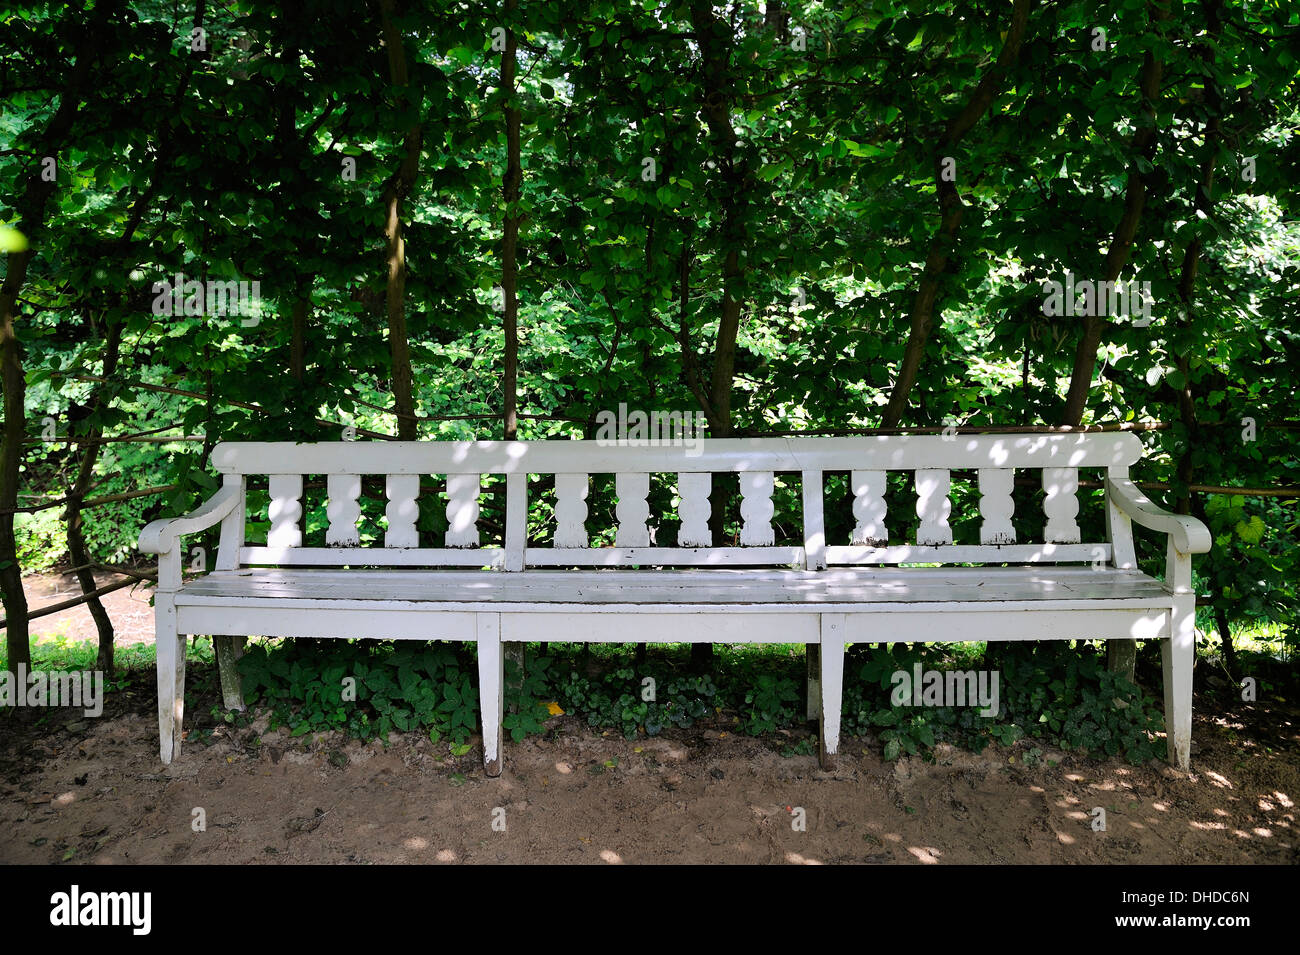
left=138, top=434, right=1210, bottom=775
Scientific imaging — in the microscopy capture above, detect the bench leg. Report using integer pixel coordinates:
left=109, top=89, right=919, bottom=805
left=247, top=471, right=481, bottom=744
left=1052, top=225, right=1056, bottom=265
left=806, top=644, right=821, bottom=721
left=476, top=614, right=504, bottom=777
left=213, top=635, right=247, bottom=712
left=156, top=596, right=186, bottom=764
left=818, top=615, right=845, bottom=770
left=1162, top=595, right=1195, bottom=771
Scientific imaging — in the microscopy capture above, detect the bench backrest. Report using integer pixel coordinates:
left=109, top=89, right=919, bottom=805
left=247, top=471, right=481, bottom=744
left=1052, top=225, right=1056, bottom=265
left=206, top=434, right=1144, bottom=572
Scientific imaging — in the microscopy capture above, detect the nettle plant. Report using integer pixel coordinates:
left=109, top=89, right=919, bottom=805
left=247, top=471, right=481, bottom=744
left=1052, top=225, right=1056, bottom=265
left=238, top=641, right=481, bottom=744
left=848, top=643, right=1164, bottom=764
left=230, top=639, right=1170, bottom=764
left=740, top=672, right=801, bottom=735
left=554, top=664, right=720, bottom=739
left=996, top=644, right=1163, bottom=764
left=851, top=645, right=959, bottom=760
left=503, top=654, right=553, bottom=742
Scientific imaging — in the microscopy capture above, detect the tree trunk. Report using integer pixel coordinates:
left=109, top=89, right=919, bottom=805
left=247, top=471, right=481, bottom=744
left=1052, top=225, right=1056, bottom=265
left=1107, top=641, right=1137, bottom=686
left=0, top=253, right=31, bottom=673
left=1097, top=5, right=1196, bottom=686
left=1058, top=1, right=1170, bottom=427
left=0, top=11, right=101, bottom=673
left=690, top=2, right=753, bottom=440
left=378, top=0, right=421, bottom=441
left=1213, top=605, right=1236, bottom=678
left=502, top=0, right=521, bottom=441
left=65, top=321, right=123, bottom=673
left=500, top=0, right=526, bottom=687
left=688, top=2, right=762, bottom=669
left=880, top=174, right=965, bottom=428
left=1158, top=43, right=1223, bottom=686
left=763, top=0, right=789, bottom=41
left=290, top=291, right=310, bottom=383
left=881, top=0, right=1031, bottom=427
left=671, top=228, right=715, bottom=424
left=214, top=634, right=247, bottom=711
left=61, top=112, right=170, bottom=674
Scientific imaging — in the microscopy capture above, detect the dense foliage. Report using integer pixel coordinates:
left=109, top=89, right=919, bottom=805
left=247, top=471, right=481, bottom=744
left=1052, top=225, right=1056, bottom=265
left=2, top=1, right=1296, bottom=756
left=231, top=639, right=1165, bottom=764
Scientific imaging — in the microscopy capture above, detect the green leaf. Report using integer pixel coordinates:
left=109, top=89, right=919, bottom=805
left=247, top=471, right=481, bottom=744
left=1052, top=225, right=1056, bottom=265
left=1234, top=515, right=1265, bottom=544
left=0, top=226, right=28, bottom=252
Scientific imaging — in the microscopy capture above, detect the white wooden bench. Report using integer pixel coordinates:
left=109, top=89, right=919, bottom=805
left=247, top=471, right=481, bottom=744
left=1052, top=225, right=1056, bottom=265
left=138, top=434, right=1210, bottom=776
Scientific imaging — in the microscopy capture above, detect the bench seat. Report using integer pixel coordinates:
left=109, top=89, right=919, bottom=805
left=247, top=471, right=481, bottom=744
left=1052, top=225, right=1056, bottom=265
left=173, top=566, right=1178, bottom=654
left=175, top=566, right=1174, bottom=610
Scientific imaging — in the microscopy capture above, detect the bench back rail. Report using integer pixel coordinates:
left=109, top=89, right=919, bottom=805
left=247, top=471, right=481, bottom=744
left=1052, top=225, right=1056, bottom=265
left=205, top=434, right=1144, bottom=574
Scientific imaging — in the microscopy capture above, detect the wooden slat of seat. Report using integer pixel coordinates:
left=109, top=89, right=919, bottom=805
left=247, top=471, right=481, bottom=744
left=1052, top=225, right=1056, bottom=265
left=176, top=566, right=1171, bottom=607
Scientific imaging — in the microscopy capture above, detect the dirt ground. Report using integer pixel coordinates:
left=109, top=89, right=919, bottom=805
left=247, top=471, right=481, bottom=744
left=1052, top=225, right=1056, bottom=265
left=2, top=570, right=1297, bottom=865
left=25, top=568, right=156, bottom=647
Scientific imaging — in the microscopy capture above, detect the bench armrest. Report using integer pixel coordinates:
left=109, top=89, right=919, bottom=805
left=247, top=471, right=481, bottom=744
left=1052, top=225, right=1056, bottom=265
left=1105, top=476, right=1211, bottom=554
left=139, top=484, right=242, bottom=555
left=139, top=485, right=243, bottom=591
